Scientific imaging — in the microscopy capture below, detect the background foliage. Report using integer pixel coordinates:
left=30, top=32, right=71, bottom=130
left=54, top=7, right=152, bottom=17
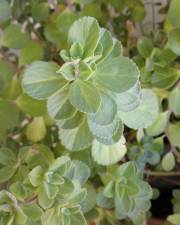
left=0, top=0, right=180, bottom=224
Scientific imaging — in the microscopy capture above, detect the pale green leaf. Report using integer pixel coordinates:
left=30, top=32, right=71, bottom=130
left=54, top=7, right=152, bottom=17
left=26, top=117, right=47, bottom=142
left=66, top=160, right=90, bottom=185
left=37, top=185, right=54, bottom=209
left=21, top=203, right=43, bottom=221
left=29, top=166, right=44, bottom=187
left=146, top=111, right=168, bottom=136
left=91, top=136, right=127, bottom=165
left=169, top=88, right=180, bottom=116
left=102, top=38, right=123, bottom=62
left=59, top=118, right=93, bottom=151
left=69, top=80, right=101, bottom=113
left=168, top=123, right=180, bottom=148
left=88, top=116, right=123, bottom=145
left=113, top=81, right=141, bottom=112
left=118, top=89, right=158, bottom=129
left=57, top=111, right=84, bottom=130
left=97, top=28, right=113, bottom=61
left=68, top=16, right=100, bottom=58
left=167, top=213, right=180, bottom=225
left=88, top=93, right=117, bottom=126
left=93, top=57, right=139, bottom=93
left=81, top=184, right=96, bottom=213
left=41, top=208, right=59, bottom=225
left=23, top=61, right=67, bottom=99
left=162, top=152, right=175, bottom=172
left=47, top=88, right=76, bottom=120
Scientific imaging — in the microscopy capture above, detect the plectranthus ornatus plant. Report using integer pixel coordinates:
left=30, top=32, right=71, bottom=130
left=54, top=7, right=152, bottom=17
left=21, top=16, right=159, bottom=224
left=22, top=16, right=158, bottom=165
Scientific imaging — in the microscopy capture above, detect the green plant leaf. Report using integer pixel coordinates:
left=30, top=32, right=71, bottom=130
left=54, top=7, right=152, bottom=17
left=168, top=28, right=180, bottom=56
left=21, top=203, right=43, bottom=221
left=68, top=16, right=100, bottom=58
left=168, top=0, right=180, bottom=28
left=16, top=93, right=47, bottom=116
left=168, top=123, right=180, bottom=148
left=0, top=166, right=17, bottom=183
left=31, top=2, right=49, bottom=22
left=0, top=147, right=16, bottom=165
left=26, top=117, right=47, bottom=142
left=57, top=111, right=84, bottom=130
left=151, top=66, right=180, bottom=89
left=151, top=48, right=177, bottom=67
left=162, top=152, right=175, bottom=172
left=47, top=87, right=76, bottom=120
left=93, top=57, right=139, bottom=93
left=37, top=185, right=54, bottom=209
left=113, top=81, right=141, bottom=112
left=97, top=28, right=113, bottom=61
left=0, top=59, right=14, bottom=93
left=2, top=24, right=29, bottom=49
left=146, top=111, right=168, bottom=136
left=19, top=41, right=44, bottom=66
left=59, top=118, right=93, bottom=151
left=66, top=160, right=90, bottom=185
left=167, top=213, right=180, bottom=225
left=69, top=80, right=101, bottom=113
left=41, top=208, right=59, bottom=225
left=88, top=92, right=117, bottom=126
left=118, top=89, right=158, bottom=129
left=137, top=37, right=153, bottom=58
left=81, top=184, right=96, bottom=213
left=88, top=116, right=123, bottom=145
left=29, top=166, right=44, bottom=187
left=23, top=61, right=67, bottom=99
left=91, top=136, right=127, bottom=165
left=169, top=88, right=180, bottom=116
left=0, top=100, right=19, bottom=132
left=0, top=0, right=11, bottom=22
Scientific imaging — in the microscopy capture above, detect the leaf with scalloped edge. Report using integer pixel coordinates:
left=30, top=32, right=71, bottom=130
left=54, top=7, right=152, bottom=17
left=59, top=118, right=93, bottom=151
left=23, top=61, right=67, bottom=99
left=88, top=92, right=117, bottom=126
left=93, top=57, right=139, bottom=93
left=113, top=81, right=141, bottom=112
left=69, top=80, right=101, bottom=113
left=47, top=87, right=76, bottom=120
left=118, top=89, right=158, bottom=129
left=68, top=16, right=100, bottom=58
left=91, top=136, right=127, bottom=165
left=88, top=116, right=123, bottom=145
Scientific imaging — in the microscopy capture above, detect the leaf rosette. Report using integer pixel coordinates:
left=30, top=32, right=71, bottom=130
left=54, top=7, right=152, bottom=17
left=23, top=16, right=158, bottom=164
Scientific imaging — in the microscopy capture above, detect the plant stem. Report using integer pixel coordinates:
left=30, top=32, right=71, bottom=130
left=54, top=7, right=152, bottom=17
left=144, top=170, right=180, bottom=176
